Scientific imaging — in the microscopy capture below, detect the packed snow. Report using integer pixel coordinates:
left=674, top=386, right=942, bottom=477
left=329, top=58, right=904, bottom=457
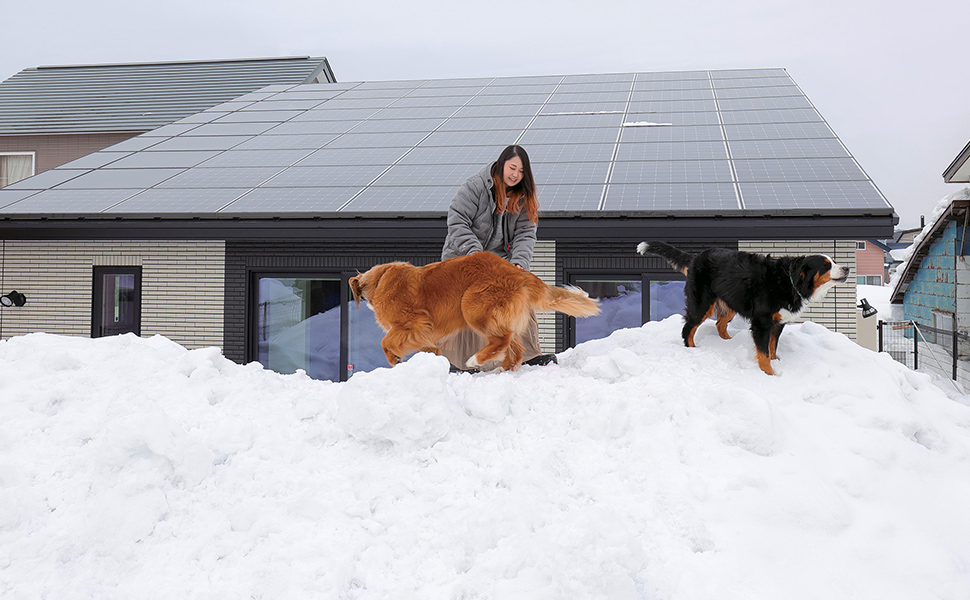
left=2, top=318, right=970, bottom=599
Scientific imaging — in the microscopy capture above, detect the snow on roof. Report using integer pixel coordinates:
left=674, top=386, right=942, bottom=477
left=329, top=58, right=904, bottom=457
left=889, top=186, right=970, bottom=291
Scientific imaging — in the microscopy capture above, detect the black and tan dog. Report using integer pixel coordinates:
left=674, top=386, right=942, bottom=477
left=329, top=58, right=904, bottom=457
left=637, top=241, right=849, bottom=375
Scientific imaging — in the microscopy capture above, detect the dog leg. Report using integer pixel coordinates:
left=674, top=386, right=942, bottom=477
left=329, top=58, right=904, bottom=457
left=750, top=318, right=775, bottom=375
left=380, top=327, right=420, bottom=367
left=769, top=320, right=785, bottom=360
left=500, top=337, right=525, bottom=371
left=683, top=302, right=716, bottom=347
left=715, top=301, right=735, bottom=340
left=466, top=331, right=513, bottom=370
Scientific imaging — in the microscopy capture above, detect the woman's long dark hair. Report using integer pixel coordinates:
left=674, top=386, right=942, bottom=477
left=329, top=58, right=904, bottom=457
left=490, top=145, right=539, bottom=224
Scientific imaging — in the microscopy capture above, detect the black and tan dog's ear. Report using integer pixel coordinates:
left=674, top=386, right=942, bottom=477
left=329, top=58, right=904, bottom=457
left=795, top=262, right=815, bottom=298
left=348, top=276, right=363, bottom=307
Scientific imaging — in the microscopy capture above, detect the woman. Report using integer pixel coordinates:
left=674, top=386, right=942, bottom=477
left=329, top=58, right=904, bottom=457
left=439, top=144, right=557, bottom=370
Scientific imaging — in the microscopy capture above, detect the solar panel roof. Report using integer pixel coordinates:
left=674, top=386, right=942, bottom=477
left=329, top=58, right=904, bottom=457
left=1, top=68, right=893, bottom=218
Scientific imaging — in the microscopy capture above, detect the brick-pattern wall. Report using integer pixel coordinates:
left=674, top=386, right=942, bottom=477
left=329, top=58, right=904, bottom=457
left=0, top=240, right=225, bottom=348
left=740, top=240, right=858, bottom=340
left=532, top=240, right=556, bottom=353
left=903, top=221, right=957, bottom=326
left=0, top=133, right=139, bottom=175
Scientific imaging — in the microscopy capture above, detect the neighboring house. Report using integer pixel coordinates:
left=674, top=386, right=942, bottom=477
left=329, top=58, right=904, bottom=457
left=890, top=139, right=970, bottom=342
left=0, top=67, right=896, bottom=381
left=0, top=56, right=335, bottom=187
left=856, top=239, right=891, bottom=285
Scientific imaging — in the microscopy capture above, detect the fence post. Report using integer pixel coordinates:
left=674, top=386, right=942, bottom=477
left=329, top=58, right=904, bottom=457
left=913, top=321, right=919, bottom=370
left=953, top=328, right=959, bottom=381
left=877, top=320, right=883, bottom=353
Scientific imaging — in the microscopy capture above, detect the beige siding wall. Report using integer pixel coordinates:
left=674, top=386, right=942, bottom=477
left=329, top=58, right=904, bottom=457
left=533, top=239, right=557, bottom=353
left=739, top=239, right=858, bottom=340
left=0, top=240, right=225, bottom=348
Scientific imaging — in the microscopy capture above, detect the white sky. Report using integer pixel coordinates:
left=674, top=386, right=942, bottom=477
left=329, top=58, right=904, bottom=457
left=4, top=0, right=969, bottom=229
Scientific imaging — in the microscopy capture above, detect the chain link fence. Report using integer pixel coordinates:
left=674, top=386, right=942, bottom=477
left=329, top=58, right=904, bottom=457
left=878, top=320, right=970, bottom=388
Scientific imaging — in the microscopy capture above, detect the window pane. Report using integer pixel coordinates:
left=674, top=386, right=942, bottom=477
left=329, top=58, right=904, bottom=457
left=347, top=299, right=392, bottom=376
left=650, top=280, right=686, bottom=321
left=98, top=273, right=138, bottom=337
left=0, top=155, right=33, bottom=187
left=574, top=279, right=642, bottom=344
left=256, top=277, right=341, bottom=381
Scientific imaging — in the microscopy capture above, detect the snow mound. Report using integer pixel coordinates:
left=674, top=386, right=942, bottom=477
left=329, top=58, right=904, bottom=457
left=1, top=321, right=969, bottom=599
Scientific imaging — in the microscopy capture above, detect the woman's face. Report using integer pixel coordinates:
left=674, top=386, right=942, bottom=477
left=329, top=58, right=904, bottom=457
left=502, top=155, right=524, bottom=188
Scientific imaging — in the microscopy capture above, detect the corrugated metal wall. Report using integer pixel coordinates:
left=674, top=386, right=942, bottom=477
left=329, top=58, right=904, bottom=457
left=0, top=240, right=225, bottom=348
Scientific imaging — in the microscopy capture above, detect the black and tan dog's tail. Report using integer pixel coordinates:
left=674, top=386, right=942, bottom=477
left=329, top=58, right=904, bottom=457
left=636, top=241, right=693, bottom=275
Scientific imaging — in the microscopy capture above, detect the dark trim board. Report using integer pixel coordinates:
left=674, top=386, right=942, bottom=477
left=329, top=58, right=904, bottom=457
left=0, top=212, right=897, bottom=242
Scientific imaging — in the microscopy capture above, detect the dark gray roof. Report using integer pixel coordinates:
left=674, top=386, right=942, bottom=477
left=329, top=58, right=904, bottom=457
left=0, top=68, right=895, bottom=230
left=0, top=56, right=335, bottom=135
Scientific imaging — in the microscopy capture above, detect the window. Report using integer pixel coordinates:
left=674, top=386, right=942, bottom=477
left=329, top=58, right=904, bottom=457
left=250, top=272, right=387, bottom=382
left=0, top=153, right=35, bottom=187
left=856, top=241, right=867, bottom=250
left=92, top=267, right=141, bottom=338
left=856, top=275, right=883, bottom=286
left=567, top=272, right=686, bottom=346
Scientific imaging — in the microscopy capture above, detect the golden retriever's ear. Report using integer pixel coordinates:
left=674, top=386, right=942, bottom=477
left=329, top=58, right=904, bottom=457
left=348, top=276, right=363, bottom=307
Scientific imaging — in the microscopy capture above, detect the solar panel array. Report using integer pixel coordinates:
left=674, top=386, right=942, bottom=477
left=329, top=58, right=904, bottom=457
left=0, top=69, right=893, bottom=217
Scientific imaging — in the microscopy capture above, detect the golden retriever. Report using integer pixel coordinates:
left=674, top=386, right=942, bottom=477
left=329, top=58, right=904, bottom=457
left=349, top=251, right=600, bottom=371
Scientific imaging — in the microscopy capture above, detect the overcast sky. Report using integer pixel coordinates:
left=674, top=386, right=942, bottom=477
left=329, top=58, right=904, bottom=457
left=4, top=0, right=968, bottom=229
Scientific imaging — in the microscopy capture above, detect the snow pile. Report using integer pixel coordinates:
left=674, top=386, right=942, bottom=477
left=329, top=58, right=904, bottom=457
left=1, top=321, right=969, bottom=599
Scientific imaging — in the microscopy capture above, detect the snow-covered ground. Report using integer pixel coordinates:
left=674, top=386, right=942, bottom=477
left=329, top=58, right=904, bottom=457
left=2, top=319, right=969, bottom=599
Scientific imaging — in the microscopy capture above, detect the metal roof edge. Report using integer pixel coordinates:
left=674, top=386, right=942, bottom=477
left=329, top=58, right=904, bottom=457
left=32, top=56, right=322, bottom=71
left=943, top=139, right=970, bottom=183
left=889, top=199, right=970, bottom=303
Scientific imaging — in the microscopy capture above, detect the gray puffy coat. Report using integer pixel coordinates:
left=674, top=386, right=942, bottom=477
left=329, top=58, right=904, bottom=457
left=441, top=163, right=538, bottom=270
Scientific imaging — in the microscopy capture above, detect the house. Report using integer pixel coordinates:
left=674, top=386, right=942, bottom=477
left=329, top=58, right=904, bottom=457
left=0, top=57, right=336, bottom=187
left=856, top=239, right=892, bottom=285
left=0, top=67, right=896, bottom=381
left=890, top=139, right=970, bottom=340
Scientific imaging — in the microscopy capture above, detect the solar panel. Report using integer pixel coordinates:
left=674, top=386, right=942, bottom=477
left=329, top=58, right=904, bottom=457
left=719, top=108, right=822, bottom=125
left=262, top=164, right=389, bottom=187
left=532, top=162, right=611, bottom=185
left=107, top=188, right=247, bottom=213
left=157, top=167, right=284, bottom=188
left=300, top=146, right=412, bottom=166
left=371, top=163, right=479, bottom=187
left=398, top=145, right=506, bottom=165
left=199, top=148, right=316, bottom=168
left=733, top=158, right=869, bottom=182
left=5, top=68, right=891, bottom=218
left=221, top=187, right=360, bottom=213
left=0, top=189, right=139, bottom=213
left=149, top=136, right=253, bottom=151
left=57, top=168, right=184, bottom=189
left=728, top=138, right=850, bottom=159
left=604, top=183, right=740, bottom=211
left=615, top=141, right=728, bottom=161
left=740, top=181, right=887, bottom=211
left=109, top=150, right=221, bottom=169
left=610, top=160, right=734, bottom=183
left=343, top=186, right=454, bottom=213
left=4, top=169, right=89, bottom=189
left=534, top=184, right=605, bottom=211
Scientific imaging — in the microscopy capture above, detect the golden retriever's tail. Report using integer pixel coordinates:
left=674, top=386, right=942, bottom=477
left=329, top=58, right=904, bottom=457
left=538, top=285, right=601, bottom=317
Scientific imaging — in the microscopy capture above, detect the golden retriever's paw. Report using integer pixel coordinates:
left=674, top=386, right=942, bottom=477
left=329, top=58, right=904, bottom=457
left=465, top=355, right=482, bottom=369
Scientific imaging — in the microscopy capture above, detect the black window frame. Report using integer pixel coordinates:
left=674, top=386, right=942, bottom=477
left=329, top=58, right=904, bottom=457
left=564, top=269, right=686, bottom=348
left=246, top=268, right=356, bottom=382
left=91, top=266, right=142, bottom=338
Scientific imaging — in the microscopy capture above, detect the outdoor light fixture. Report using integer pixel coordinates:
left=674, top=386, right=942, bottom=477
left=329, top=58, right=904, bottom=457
left=858, top=298, right=877, bottom=319
left=0, top=290, right=26, bottom=307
